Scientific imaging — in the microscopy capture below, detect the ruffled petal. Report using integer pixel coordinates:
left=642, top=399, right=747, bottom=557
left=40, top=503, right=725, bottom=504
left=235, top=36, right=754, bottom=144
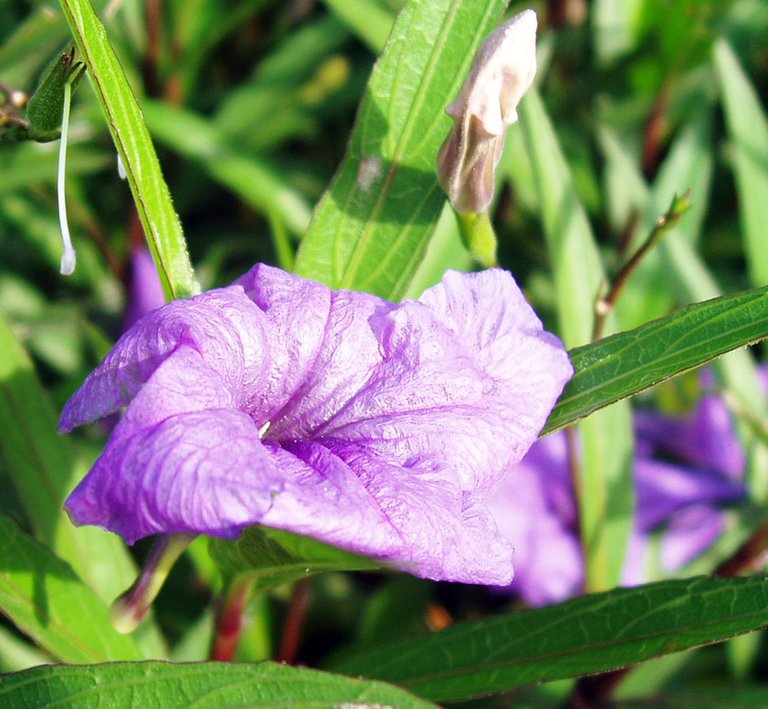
left=60, top=264, right=569, bottom=585
left=66, top=408, right=283, bottom=544
left=321, top=269, right=572, bottom=493
left=233, top=264, right=332, bottom=421
left=59, top=287, right=271, bottom=432
left=262, top=439, right=514, bottom=584
left=266, top=287, right=392, bottom=440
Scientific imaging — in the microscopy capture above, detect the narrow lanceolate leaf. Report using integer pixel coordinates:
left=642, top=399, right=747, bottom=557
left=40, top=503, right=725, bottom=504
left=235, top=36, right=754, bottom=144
left=0, top=661, right=436, bottom=709
left=544, top=286, right=768, bottom=434
left=57, top=0, right=198, bottom=299
left=714, top=40, right=768, bottom=288
left=520, top=89, right=633, bottom=592
left=294, top=0, right=506, bottom=300
left=0, top=515, right=142, bottom=663
left=209, top=526, right=379, bottom=592
left=597, top=107, right=768, bottom=502
left=333, top=576, right=768, bottom=702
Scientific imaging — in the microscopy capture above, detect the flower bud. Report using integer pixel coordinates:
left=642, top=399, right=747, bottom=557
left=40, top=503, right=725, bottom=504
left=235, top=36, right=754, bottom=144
left=437, top=10, right=538, bottom=213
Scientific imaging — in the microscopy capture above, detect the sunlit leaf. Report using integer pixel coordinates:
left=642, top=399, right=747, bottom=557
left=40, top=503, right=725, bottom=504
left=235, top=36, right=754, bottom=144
left=0, top=660, right=436, bottom=708
left=294, top=0, right=506, bottom=300
left=0, top=515, right=142, bottom=663
left=545, top=286, right=768, bottom=433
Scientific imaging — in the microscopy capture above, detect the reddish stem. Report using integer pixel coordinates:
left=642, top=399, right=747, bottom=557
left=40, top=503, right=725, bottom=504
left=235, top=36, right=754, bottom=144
left=278, top=579, right=311, bottom=664
left=211, top=577, right=255, bottom=662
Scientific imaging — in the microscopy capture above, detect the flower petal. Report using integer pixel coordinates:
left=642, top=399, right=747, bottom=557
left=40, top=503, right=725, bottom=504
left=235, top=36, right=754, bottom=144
left=233, top=264, right=332, bottom=421
left=123, top=245, right=166, bottom=330
left=634, top=457, right=745, bottom=532
left=61, top=264, right=570, bottom=586
left=265, top=287, right=392, bottom=440
left=59, top=287, right=271, bottom=431
left=634, top=398, right=745, bottom=481
left=488, top=432, right=583, bottom=605
left=262, top=438, right=514, bottom=584
left=659, top=504, right=725, bottom=571
left=66, top=408, right=283, bottom=544
left=323, top=269, right=572, bottom=493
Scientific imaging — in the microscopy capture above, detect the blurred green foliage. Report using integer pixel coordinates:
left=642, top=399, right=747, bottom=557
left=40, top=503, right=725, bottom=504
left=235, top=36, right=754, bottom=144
left=1, top=0, right=768, bottom=705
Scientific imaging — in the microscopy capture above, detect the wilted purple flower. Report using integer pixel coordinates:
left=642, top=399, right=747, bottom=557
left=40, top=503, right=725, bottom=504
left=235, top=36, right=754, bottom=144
left=437, top=9, right=538, bottom=213
left=60, top=264, right=572, bottom=585
left=488, top=378, right=749, bottom=605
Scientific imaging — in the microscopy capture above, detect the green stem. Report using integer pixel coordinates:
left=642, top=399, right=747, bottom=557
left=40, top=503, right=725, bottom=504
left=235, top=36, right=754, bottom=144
left=456, top=211, right=498, bottom=268
left=111, top=534, right=195, bottom=634
left=58, top=0, right=198, bottom=300
left=593, top=191, right=691, bottom=340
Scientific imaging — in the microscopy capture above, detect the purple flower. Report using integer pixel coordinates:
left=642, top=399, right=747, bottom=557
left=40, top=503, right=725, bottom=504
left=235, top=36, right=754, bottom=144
left=60, top=265, right=572, bottom=585
left=123, top=245, right=166, bottom=330
left=487, top=432, right=583, bottom=605
left=488, top=378, right=748, bottom=604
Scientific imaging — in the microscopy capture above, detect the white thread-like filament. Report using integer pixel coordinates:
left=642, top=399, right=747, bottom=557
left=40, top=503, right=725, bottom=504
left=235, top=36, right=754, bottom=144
left=58, top=79, right=76, bottom=275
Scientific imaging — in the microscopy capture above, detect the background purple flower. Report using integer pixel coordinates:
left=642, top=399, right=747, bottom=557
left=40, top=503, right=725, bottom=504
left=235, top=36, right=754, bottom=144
left=487, top=432, right=583, bottom=606
left=123, top=245, right=166, bottom=330
left=489, top=377, right=749, bottom=605
left=60, top=265, right=572, bottom=585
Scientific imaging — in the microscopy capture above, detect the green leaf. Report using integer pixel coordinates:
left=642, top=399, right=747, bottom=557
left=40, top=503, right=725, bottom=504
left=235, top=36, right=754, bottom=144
left=0, top=311, right=165, bottom=657
left=0, top=625, right=53, bottom=673
left=0, top=661, right=436, bottom=708
left=597, top=104, right=768, bottom=502
left=0, top=312, right=126, bottom=598
left=213, top=14, right=352, bottom=152
left=592, top=0, right=644, bottom=65
left=714, top=40, right=768, bottom=288
left=321, top=0, right=394, bottom=53
left=616, top=684, right=768, bottom=708
left=294, top=0, right=506, bottom=299
left=544, top=286, right=768, bottom=434
left=404, top=203, right=472, bottom=298
left=611, top=103, right=714, bottom=331
left=520, top=88, right=633, bottom=592
left=209, top=526, right=379, bottom=592
left=333, top=576, right=768, bottom=703
left=57, top=0, right=198, bottom=300
left=143, top=100, right=312, bottom=236
left=0, top=1, right=106, bottom=88
left=0, top=515, right=142, bottom=663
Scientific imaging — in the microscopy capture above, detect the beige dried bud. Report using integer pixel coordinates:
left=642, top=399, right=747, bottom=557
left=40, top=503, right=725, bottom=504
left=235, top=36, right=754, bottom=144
left=437, top=9, right=538, bottom=213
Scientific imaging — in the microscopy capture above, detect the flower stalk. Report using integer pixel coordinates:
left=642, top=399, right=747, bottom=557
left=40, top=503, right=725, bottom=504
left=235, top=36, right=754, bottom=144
left=211, top=575, right=256, bottom=662
left=110, top=533, right=195, bottom=634
left=593, top=191, right=691, bottom=340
